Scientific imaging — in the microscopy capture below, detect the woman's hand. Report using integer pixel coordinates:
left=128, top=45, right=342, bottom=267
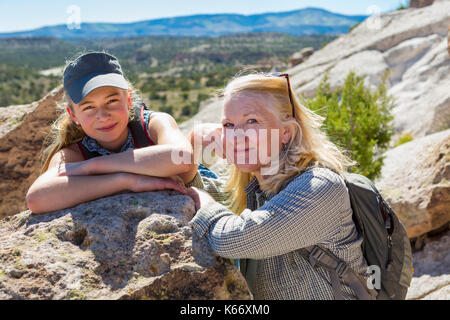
left=190, top=123, right=226, bottom=159
left=185, top=187, right=216, bottom=211
left=126, top=173, right=188, bottom=194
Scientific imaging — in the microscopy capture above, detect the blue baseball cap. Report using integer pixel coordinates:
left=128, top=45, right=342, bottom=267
left=63, top=52, right=129, bottom=104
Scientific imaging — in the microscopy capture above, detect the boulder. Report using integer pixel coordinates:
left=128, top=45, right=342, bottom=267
left=300, top=47, right=314, bottom=58
left=288, top=47, right=315, bottom=67
left=0, top=191, right=251, bottom=300
left=0, top=87, right=64, bottom=219
left=448, top=23, right=450, bottom=56
left=388, top=37, right=450, bottom=139
left=289, top=52, right=304, bottom=67
left=406, top=228, right=449, bottom=300
left=409, top=0, right=435, bottom=8
left=375, top=129, right=450, bottom=239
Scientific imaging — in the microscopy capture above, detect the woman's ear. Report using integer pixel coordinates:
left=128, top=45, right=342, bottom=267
left=281, top=124, right=293, bottom=145
left=66, top=107, right=80, bottom=125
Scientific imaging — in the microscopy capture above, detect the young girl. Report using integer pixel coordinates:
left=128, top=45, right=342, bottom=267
left=26, top=52, right=200, bottom=214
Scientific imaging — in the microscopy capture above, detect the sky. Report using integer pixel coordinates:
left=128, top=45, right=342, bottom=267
left=0, top=0, right=409, bottom=33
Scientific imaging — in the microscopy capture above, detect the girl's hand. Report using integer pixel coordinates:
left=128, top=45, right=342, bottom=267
left=185, top=187, right=216, bottom=211
left=128, top=174, right=188, bottom=194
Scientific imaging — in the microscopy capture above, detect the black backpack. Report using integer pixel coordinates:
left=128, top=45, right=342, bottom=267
left=300, top=172, right=413, bottom=300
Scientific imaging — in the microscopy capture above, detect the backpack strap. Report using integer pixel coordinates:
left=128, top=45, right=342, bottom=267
left=300, top=245, right=377, bottom=300
left=128, top=103, right=156, bottom=148
left=77, top=141, right=101, bottom=160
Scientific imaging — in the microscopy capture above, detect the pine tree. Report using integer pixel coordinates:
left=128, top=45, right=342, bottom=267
left=303, top=71, right=394, bottom=180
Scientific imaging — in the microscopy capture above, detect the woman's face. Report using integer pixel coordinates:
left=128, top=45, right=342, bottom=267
left=67, top=86, right=132, bottom=152
left=222, top=92, right=292, bottom=175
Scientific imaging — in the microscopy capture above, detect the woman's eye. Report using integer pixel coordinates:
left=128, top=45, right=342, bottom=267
left=248, top=119, right=258, bottom=124
left=223, top=122, right=234, bottom=128
left=107, top=99, right=118, bottom=104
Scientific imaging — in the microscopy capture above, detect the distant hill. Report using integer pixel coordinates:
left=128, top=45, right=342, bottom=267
left=0, top=7, right=367, bottom=39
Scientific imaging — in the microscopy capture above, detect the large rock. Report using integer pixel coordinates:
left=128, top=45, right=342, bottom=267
left=410, top=0, right=435, bottom=8
left=448, top=23, right=450, bottom=56
left=288, top=1, right=450, bottom=140
left=0, top=87, right=64, bottom=219
left=388, top=37, right=450, bottom=139
left=375, top=129, right=450, bottom=238
left=0, top=191, right=250, bottom=300
left=406, top=228, right=450, bottom=300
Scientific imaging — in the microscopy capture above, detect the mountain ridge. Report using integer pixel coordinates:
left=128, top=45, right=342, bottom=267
left=0, top=7, right=368, bottom=39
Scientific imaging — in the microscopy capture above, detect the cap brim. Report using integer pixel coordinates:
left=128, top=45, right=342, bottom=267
left=66, top=73, right=129, bottom=104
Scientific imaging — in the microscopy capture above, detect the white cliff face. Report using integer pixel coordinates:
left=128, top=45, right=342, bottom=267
left=287, top=1, right=450, bottom=140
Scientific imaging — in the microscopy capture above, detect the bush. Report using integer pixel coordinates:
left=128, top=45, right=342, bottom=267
left=303, top=71, right=395, bottom=181
left=160, top=105, right=174, bottom=116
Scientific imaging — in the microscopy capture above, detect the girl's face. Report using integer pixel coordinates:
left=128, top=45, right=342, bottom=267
left=67, top=86, right=132, bottom=152
left=222, top=93, right=292, bottom=175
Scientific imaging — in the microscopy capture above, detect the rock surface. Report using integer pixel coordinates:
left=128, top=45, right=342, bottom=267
left=288, top=1, right=450, bottom=140
left=410, top=0, right=435, bottom=8
left=406, top=228, right=450, bottom=299
left=375, top=129, right=450, bottom=238
left=0, top=191, right=251, bottom=300
left=0, top=87, right=64, bottom=218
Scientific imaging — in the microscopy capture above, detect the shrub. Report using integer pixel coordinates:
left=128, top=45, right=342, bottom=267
left=303, top=71, right=395, bottom=180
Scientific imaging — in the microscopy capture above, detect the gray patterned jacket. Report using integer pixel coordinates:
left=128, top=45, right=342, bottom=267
left=187, top=165, right=370, bottom=300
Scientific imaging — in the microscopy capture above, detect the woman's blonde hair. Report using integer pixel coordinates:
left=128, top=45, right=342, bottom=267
left=222, top=73, right=356, bottom=214
left=40, top=55, right=143, bottom=173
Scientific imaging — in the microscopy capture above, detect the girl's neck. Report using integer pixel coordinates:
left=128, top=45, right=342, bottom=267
left=97, top=127, right=130, bottom=153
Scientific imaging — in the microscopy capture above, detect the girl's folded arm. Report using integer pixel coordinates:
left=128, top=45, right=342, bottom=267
left=61, top=112, right=197, bottom=183
left=26, top=146, right=133, bottom=214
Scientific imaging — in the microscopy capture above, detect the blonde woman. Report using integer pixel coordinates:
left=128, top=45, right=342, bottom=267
left=185, top=73, right=371, bottom=300
left=26, top=52, right=199, bottom=213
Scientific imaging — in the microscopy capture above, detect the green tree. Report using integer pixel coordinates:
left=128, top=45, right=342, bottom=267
left=303, top=71, right=394, bottom=180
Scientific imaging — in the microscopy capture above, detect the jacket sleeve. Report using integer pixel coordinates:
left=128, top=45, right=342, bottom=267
left=189, top=168, right=350, bottom=259
left=185, top=171, right=230, bottom=205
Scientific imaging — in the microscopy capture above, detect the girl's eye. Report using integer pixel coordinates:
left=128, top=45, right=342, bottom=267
left=83, top=106, right=94, bottom=111
left=223, top=122, right=234, bottom=128
left=107, top=99, right=118, bottom=104
left=248, top=119, right=258, bottom=124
